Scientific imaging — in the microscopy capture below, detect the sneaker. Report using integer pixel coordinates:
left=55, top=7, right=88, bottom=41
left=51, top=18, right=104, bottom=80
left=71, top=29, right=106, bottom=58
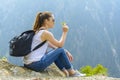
left=69, top=70, right=86, bottom=77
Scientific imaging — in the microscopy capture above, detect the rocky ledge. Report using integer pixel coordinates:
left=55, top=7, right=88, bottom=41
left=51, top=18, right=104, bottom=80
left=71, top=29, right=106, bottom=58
left=0, top=59, right=120, bottom=80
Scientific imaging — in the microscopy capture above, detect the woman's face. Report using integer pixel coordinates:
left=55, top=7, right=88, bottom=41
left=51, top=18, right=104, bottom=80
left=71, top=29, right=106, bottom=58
left=44, top=14, right=55, bottom=28
left=46, top=17, right=55, bottom=28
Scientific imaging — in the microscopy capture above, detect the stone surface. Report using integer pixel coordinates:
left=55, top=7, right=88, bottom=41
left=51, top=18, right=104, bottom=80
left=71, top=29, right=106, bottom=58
left=0, top=59, right=120, bottom=80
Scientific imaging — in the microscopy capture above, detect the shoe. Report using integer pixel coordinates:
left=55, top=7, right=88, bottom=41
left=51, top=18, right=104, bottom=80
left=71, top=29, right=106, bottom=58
left=69, top=70, right=86, bottom=77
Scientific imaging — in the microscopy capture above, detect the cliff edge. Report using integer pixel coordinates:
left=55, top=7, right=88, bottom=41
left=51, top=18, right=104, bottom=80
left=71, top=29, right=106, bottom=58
left=0, top=59, right=120, bottom=80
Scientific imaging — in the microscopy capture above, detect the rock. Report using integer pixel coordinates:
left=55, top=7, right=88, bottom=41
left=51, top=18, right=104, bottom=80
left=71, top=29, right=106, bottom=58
left=10, top=66, right=26, bottom=75
left=0, top=59, right=65, bottom=78
left=0, top=59, right=120, bottom=80
left=0, top=69, right=11, bottom=76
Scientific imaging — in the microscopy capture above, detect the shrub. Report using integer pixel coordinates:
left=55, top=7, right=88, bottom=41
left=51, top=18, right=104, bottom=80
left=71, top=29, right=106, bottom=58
left=80, top=64, right=108, bottom=76
left=0, top=56, right=7, bottom=61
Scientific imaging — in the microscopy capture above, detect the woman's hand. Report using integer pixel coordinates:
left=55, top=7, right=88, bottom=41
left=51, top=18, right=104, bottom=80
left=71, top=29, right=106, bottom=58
left=66, top=50, right=73, bottom=62
left=62, top=24, right=69, bottom=32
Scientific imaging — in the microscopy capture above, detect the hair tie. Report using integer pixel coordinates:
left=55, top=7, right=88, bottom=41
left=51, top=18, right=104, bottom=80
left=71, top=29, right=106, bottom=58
left=39, top=12, right=43, bottom=16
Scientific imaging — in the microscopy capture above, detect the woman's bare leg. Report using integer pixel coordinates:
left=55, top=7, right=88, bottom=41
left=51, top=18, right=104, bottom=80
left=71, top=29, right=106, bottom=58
left=62, top=69, right=69, bottom=77
left=67, top=69, right=76, bottom=76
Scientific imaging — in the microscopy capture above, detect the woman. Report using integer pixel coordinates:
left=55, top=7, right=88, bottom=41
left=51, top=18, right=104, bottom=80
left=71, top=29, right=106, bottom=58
left=23, top=11, right=85, bottom=77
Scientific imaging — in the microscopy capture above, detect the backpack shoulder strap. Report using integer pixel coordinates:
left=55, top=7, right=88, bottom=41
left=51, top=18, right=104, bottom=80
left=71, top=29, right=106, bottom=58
left=31, top=40, right=47, bottom=52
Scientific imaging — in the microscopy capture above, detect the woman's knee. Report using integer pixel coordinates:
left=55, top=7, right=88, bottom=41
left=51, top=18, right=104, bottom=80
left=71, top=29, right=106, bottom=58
left=56, top=48, right=66, bottom=55
left=57, top=48, right=65, bottom=53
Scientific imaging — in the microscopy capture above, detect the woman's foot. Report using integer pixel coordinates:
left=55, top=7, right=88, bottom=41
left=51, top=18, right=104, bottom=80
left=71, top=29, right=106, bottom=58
left=68, top=69, right=86, bottom=77
left=69, top=70, right=86, bottom=77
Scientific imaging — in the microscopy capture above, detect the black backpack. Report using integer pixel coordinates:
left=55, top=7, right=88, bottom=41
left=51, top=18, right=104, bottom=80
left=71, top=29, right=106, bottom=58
left=9, top=30, right=46, bottom=57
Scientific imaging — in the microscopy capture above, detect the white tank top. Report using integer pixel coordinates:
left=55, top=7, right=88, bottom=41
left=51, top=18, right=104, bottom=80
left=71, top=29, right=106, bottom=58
left=23, top=30, right=48, bottom=64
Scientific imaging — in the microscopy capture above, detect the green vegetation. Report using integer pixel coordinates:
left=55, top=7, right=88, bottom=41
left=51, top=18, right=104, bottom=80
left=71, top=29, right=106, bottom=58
left=79, top=64, right=108, bottom=76
left=61, top=22, right=66, bottom=26
left=0, top=56, right=7, bottom=61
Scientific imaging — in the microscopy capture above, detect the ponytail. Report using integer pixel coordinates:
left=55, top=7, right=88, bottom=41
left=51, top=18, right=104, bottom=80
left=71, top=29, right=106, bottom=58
left=33, top=12, right=42, bottom=32
left=33, top=12, right=52, bottom=32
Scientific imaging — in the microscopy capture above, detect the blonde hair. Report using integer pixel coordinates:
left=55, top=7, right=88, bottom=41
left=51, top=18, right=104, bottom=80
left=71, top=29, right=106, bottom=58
left=33, top=12, right=52, bottom=32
